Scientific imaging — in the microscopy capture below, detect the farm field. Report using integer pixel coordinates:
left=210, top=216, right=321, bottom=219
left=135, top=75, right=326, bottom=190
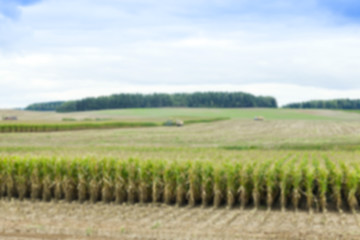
left=1, top=112, right=360, bottom=153
left=0, top=200, right=359, bottom=240
left=2, top=108, right=360, bottom=122
left=2, top=108, right=360, bottom=239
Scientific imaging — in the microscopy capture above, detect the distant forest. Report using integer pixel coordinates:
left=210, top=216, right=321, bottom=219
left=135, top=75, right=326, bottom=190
left=284, top=99, right=360, bottom=109
left=25, top=92, right=278, bottom=112
left=25, top=101, right=65, bottom=111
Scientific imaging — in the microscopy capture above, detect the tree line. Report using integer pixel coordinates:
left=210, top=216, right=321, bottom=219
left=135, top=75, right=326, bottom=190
left=283, top=99, right=360, bottom=109
left=25, top=101, right=65, bottom=111
left=25, top=92, right=278, bottom=112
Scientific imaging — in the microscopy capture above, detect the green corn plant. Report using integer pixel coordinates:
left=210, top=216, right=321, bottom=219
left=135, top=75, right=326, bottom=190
left=345, top=165, right=358, bottom=212
left=265, top=161, right=277, bottom=210
left=138, top=160, right=153, bottom=204
left=279, top=158, right=293, bottom=211
left=252, top=160, right=270, bottom=209
left=188, top=161, right=202, bottom=207
left=353, top=163, right=360, bottom=212
left=14, top=157, right=30, bottom=200
left=164, top=161, right=177, bottom=205
left=77, top=157, right=90, bottom=202
left=0, top=157, right=6, bottom=198
left=239, top=161, right=256, bottom=209
left=175, top=161, right=190, bottom=206
left=213, top=163, right=226, bottom=208
left=225, top=161, right=241, bottom=208
left=42, top=157, right=55, bottom=201
left=102, top=158, right=116, bottom=203
left=252, top=164, right=261, bottom=209
left=312, top=155, right=321, bottom=212
left=268, top=154, right=290, bottom=210
left=353, top=162, right=360, bottom=210
left=304, top=162, right=315, bottom=212
left=89, top=159, right=103, bottom=203
left=323, top=155, right=340, bottom=210
left=201, top=162, right=214, bottom=207
left=29, top=158, right=44, bottom=200
left=317, top=166, right=328, bottom=212
left=63, top=159, right=78, bottom=202
left=5, top=157, right=16, bottom=199
left=339, top=160, right=351, bottom=210
left=54, top=158, right=66, bottom=200
left=114, top=159, right=128, bottom=204
left=312, top=156, right=320, bottom=171
left=127, top=158, right=139, bottom=203
left=152, top=160, right=164, bottom=203
left=333, top=165, right=344, bottom=212
left=291, top=158, right=304, bottom=211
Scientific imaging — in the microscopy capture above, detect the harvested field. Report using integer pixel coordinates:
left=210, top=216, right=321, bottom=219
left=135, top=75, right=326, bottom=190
left=0, top=108, right=343, bottom=122
left=2, top=119, right=360, bottom=152
left=0, top=200, right=359, bottom=240
left=2, top=108, right=360, bottom=239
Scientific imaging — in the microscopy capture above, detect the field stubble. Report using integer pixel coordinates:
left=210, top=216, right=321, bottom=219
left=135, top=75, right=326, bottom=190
left=1, top=119, right=360, bottom=152
left=0, top=200, right=360, bottom=240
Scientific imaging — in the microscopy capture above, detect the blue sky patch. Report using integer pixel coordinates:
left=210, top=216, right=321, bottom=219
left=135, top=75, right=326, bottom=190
left=0, top=0, right=42, bottom=19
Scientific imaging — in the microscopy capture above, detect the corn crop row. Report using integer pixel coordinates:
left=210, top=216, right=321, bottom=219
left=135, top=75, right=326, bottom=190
left=0, top=122, right=159, bottom=133
left=0, top=156, right=358, bottom=212
left=0, top=117, right=230, bottom=133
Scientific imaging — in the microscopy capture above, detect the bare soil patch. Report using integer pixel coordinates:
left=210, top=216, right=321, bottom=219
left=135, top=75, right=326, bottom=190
left=0, top=200, right=359, bottom=240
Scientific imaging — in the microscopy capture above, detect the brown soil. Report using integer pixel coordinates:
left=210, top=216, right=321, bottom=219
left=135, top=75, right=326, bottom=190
left=0, top=200, right=359, bottom=240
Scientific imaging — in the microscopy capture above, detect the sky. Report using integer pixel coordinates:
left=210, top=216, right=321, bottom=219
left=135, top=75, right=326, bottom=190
left=1, top=0, right=360, bottom=108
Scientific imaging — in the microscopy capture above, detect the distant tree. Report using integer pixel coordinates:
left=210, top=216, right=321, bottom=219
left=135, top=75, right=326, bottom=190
left=47, top=92, right=278, bottom=112
left=283, top=99, right=360, bottom=110
left=25, top=101, right=65, bottom=111
left=56, top=101, right=77, bottom=112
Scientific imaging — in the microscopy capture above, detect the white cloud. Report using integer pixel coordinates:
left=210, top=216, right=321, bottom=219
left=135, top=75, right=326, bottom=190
left=1, top=0, right=360, bottom=108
